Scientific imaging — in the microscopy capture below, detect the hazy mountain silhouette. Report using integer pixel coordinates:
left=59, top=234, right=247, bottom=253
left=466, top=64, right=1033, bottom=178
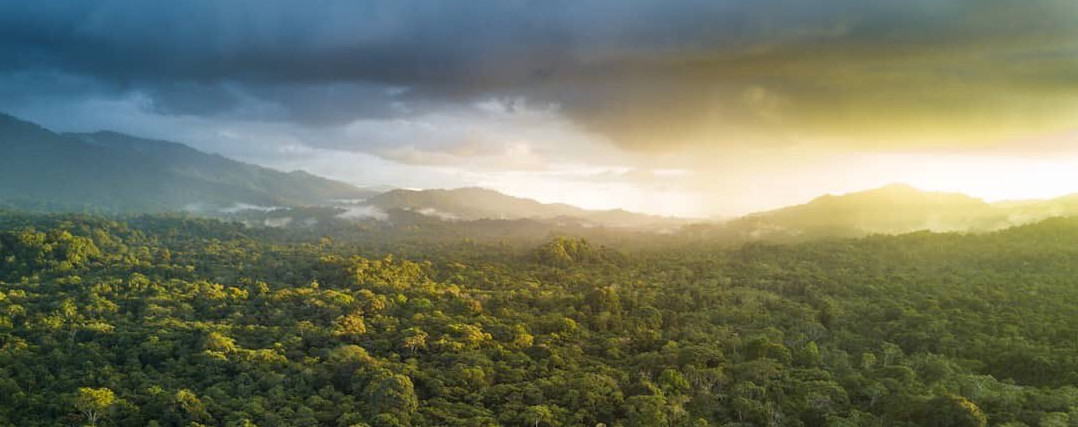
left=7, top=112, right=1078, bottom=236
left=714, top=184, right=1023, bottom=240
left=0, top=113, right=376, bottom=213
left=363, top=187, right=681, bottom=228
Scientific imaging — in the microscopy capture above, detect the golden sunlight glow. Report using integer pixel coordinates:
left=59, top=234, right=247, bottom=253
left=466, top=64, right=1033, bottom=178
left=879, top=153, right=1078, bottom=203
left=480, top=171, right=705, bottom=217
left=469, top=150, right=1078, bottom=218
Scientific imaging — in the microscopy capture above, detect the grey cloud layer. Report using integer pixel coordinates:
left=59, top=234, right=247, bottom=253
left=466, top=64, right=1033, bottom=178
left=2, top=0, right=1076, bottom=152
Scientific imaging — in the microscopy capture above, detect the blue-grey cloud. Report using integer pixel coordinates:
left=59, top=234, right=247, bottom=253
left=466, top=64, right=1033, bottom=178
left=1, top=0, right=1076, bottom=151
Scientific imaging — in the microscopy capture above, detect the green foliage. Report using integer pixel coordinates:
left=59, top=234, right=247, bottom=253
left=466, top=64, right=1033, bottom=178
left=364, top=371, right=418, bottom=418
left=534, top=237, right=616, bottom=267
left=75, top=387, right=115, bottom=425
left=919, top=394, right=988, bottom=427
left=0, top=212, right=1076, bottom=425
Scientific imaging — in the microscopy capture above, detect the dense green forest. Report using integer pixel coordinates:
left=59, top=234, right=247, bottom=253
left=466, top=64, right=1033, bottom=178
left=0, top=211, right=1076, bottom=426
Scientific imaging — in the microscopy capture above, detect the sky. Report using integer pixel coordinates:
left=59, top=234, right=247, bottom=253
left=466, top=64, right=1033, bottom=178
left=2, top=1, right=1078, bottom=217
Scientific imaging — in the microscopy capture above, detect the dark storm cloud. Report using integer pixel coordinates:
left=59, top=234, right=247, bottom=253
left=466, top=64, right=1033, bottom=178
left=2, top=0, right=1076, bottom=149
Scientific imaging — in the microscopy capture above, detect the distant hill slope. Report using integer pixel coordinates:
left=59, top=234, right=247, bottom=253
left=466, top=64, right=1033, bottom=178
left=714, top=184, right=1016, bottom=240
left=366, top=188, right=581, bottom=220
left=996, top=195, right=1078, bottom=223
left=0, top=113, right=376, bottom=212
left=364, top=187, right=683, bottom=228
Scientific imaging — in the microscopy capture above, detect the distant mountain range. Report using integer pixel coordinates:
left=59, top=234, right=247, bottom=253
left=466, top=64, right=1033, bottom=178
left=0, top=113, right=376, bottom=212
left=5, top=112, right=1078, bottom=238
left=711, top=184, right=1078, bottom=241
left=362, top=187, right=681, bottom=228
left=0, top=113, right=675, bottom=228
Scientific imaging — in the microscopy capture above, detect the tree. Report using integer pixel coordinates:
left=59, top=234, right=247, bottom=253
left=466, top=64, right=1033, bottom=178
left=503, top=324, right=531, bottom=349
left=365, top=371, right=418, bottom=417
left=524, top=405, right=555, bottom=427
left=76, top=387, right=115, bottom=426
left=920, top=394, right=987, bottom=427
left=204, top=331, right=237, bottom=353
left=626, top=395, right=668, bottom=427
left=659, top=369, right=691, bottom=395
left=334, top=311, right=368, bottom=342
left=172, top=389, right=209, bottom=424
left=401, top=328, right=428, bottom=355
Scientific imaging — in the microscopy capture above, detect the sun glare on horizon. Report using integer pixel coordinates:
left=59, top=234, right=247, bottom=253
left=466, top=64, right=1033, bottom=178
left=873, top=153, right=1078, bottom=204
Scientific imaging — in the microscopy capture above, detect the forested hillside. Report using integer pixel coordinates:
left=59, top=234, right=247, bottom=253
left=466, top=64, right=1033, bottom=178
left=0, top=114, right=375, bottom=213
left=0, top=212, right=1076, bottom=426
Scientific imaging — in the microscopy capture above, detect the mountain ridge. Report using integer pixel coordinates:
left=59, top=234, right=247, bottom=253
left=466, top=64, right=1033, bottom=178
left=8, top=112, right=1078, bottom=235
left=362, top=187, right=683, bottom=228
left=0, top=113, right=679, bottom=229
left=0, top=113, right=377, bottom=213
left=715, top=183, right=1078, bottom=241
